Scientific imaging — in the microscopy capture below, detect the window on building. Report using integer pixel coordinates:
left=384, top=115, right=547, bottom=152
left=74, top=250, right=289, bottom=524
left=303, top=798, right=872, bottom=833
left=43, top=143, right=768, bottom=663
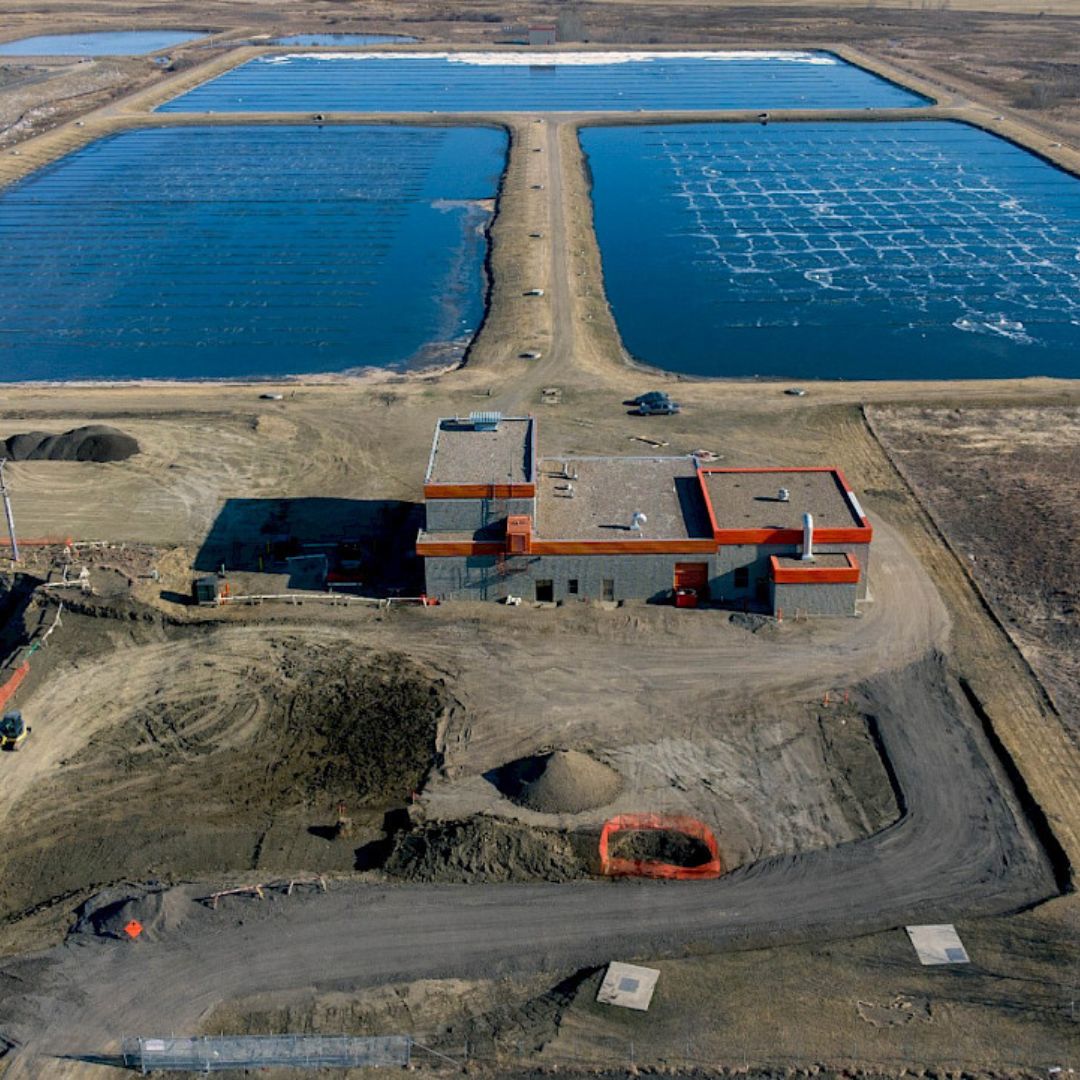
left=602, top=578, right=615, bottom=602
left=567, top=579, right=579, bottom=595
left=535, top=580, right=554, bottom=603
left=733, top=567, right=749, bottom=589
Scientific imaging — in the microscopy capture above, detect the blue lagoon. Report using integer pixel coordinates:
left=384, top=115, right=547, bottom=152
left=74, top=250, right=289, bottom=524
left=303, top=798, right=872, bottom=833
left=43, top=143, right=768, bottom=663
left=158, top=51, right=928, bottom=113
left=0, top=125, right=506, bottom=381
left=582, top=121, right=1080, bottom=379
left=0, top=31, right=204, bottom=56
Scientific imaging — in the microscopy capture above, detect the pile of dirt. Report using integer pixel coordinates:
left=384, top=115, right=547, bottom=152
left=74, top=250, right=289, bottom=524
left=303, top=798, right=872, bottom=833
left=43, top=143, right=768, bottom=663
left=0, top=634, right=451, bottom=924
left=2, top=424, right=139, bottom=462
left=491, top=750, right=623, bottom=814
left=382, top=817, right=591, bottom=883
left=608, top=829, right=713, bottom=868
left=71, top=883, right=193, bottom=942
left=284, top=650, right=445, bottom=804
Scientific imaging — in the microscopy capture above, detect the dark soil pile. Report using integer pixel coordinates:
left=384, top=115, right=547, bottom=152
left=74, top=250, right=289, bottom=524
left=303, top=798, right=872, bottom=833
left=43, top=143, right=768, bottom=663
left=492, top=749, right=622, bottom=814
left=2, top=424, right=139, bottom=462
left=71, top=883, right=193, bottom=942
left=608, top=829, right=713, bottom=868
left=272, top=651, right=445, bottom=805
left=382, top=817, right=590, bottom=883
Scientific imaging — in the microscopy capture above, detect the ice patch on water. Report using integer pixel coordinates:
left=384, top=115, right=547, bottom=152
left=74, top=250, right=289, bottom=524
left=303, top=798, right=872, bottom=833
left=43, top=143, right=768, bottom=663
left=270, top=50, right=837, bottom=66
left=952, top=313, right=1033, bottom=343
left=804, top=268, right=846, bottom=290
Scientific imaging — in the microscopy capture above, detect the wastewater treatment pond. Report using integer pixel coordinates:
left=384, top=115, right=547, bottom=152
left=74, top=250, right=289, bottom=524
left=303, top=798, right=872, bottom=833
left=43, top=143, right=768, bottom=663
left=0, top=125, right=506, bottom=381
left=581, top=121, right=1080, bottom=380
left=157, top=50, right=928, bottom=113
left=269, top=34, right=417, bottom=46
left=0, top=30, right=204, bottom=55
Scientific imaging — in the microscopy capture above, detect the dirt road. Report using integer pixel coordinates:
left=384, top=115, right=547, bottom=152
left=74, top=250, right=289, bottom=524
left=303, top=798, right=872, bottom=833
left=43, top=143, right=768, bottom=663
left=0, top=651, right=1055, bottom=1075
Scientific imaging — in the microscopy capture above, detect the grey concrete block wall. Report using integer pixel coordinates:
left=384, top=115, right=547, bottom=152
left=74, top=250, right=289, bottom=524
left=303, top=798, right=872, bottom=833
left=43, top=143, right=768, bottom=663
left=771, top=579, right=858, bottom=616
left=426, top=553, right=697, bottom=603
left=425, top=543, right=870, bottom=610
left=424, top=496, right=536, bottom=535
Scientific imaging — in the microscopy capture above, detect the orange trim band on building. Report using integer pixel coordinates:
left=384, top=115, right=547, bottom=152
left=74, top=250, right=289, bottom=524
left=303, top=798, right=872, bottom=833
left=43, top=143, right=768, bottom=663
left=414, top=541, right=506, bottom=558
left=417, top=538, right=719, bottom=558
left=423, top=483, right=536, bottom=500
left=769, top=553, right=860, bottom=584
left=714, top=526, right=872, bottom=546
left=531, top=538, right=717, bottom=556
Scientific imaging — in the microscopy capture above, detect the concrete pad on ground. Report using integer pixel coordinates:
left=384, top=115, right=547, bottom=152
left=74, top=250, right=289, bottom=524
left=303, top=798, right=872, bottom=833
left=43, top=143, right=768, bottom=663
left=597, top=962, right=660, bottom=1011
left=906, top=924, right=970, bottom=965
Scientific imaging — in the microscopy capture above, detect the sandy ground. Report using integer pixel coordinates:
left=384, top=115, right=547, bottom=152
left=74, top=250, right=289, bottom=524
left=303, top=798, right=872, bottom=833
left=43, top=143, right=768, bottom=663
left=0, top=511, right=937, bottom=921
left=202, top=895, right=1078, bottom=1075
left=869, top=405, right=1080, bottom=742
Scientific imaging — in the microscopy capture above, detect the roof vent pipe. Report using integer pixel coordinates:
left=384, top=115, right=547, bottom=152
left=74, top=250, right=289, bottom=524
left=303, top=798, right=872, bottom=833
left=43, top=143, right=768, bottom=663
left=630, top=511, right=647, bottom=533
left=801, top=512, right=814, bottom=561
left=778, top=488, right=790, bottom=502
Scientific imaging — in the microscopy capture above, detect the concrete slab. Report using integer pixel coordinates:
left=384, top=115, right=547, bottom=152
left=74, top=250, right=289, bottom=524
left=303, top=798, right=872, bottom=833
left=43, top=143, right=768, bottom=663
left=906, top=924, right=970, bottom=965
left=596, top=962, right=660, bottom=1011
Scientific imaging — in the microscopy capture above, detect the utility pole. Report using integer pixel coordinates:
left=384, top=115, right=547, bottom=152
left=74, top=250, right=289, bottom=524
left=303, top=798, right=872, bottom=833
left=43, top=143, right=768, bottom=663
left=0, top=459, right=17, bottom=564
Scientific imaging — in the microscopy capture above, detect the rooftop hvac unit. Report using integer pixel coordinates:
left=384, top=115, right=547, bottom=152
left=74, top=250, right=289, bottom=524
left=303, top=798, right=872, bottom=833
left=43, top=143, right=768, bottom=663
left=469, top=411, right=502, bottom=431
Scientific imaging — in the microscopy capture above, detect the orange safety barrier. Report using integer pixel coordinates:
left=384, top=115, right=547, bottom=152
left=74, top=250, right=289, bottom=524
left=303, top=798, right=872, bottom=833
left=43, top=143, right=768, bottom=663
left=0, top=536, right=73, bottom=549
left=598, top=813, right=723, bottom=880
left=0, top=661, right=30, bottom=712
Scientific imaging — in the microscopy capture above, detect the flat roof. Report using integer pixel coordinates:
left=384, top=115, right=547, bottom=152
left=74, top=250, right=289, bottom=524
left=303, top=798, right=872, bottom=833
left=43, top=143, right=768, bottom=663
left=773, top=552, right=852, bottom=568
left=700, top=469, right=862, bottom=531
left=426, top=416, right=534, bottom=487
left=536, top=456, right=711, bottom=541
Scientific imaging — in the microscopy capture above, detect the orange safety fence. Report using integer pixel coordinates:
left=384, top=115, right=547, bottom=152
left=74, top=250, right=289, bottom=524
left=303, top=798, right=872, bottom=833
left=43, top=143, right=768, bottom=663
left=0, top=661, right=30, bottom=712
left=0, top=536, right=73, bottom=549
left=598, top=813, right=723, bottom=880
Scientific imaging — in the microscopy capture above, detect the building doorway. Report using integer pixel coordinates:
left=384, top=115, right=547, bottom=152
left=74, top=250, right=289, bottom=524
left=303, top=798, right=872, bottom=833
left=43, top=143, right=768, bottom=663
left=674, top=562, right=709, bottom=598
left=535, top=579, right=554, bottom=603
left=601, top=578, right=615, bottom=602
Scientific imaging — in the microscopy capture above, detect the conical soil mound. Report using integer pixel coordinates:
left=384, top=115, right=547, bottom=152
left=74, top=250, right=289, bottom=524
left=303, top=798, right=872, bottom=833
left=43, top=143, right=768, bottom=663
left=495, top=749, right=622, bottom=814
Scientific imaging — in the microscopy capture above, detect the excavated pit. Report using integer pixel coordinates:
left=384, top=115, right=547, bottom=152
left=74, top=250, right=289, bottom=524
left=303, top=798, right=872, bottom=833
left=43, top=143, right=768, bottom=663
left=607, top=828, right=714, bottom=868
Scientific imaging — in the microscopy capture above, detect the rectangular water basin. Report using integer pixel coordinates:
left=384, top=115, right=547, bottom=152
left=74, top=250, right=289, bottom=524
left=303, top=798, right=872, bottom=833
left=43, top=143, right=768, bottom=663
left=0, top=30, right=205, bottom=56
left=581, top=121, right=1080, bottom=380
left=0, top=125, right=506, bottom=381
left=269, top=34, right=416, bottom=46
left=158, top=50, right=929, bottom=113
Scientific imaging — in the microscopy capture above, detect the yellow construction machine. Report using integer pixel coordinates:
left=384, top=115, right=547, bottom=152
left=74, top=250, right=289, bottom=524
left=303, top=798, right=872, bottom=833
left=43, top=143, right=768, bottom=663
left=0, top=710, right=29, bottom=751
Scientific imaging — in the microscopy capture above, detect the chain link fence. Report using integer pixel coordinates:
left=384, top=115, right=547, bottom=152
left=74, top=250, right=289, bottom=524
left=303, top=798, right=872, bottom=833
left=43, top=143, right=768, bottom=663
left=121, top=1034, right=411, bottom=1073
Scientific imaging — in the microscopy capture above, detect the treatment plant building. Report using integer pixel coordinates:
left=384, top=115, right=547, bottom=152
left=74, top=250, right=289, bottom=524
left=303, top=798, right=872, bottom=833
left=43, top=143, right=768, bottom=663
left=416, top=414, right=872, bottom=615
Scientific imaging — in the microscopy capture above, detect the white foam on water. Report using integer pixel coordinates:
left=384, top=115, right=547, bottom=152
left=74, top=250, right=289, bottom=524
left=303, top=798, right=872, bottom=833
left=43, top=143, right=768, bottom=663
left=803, top=268, right=847, bottom=290
left=953, top=313, right=1033, bottom=343
left=269, top=50, right=836, bottom=66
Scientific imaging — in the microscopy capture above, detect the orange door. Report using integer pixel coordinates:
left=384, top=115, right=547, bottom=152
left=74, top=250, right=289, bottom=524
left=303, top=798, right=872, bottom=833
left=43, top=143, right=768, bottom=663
left=674, top=563, right=709, bottom=590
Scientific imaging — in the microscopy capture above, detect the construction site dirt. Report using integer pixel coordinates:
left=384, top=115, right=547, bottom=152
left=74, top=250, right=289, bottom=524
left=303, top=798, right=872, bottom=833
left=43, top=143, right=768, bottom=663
left=1, top=3, right=1080, bottom=1077
left=0, top=378, right=1078, bottom=1077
